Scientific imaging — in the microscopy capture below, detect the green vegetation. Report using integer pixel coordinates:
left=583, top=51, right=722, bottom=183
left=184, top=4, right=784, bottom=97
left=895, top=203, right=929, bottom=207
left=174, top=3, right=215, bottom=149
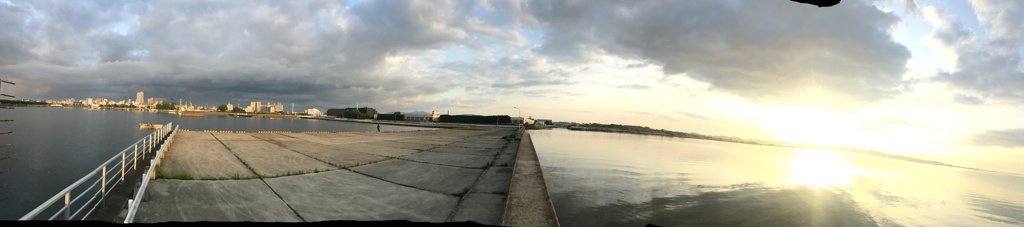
left=376, top=112, right=405, bottom=121
left=342, top=108, right=372, bottom=119
left=217, top=104, right=228, bottom=112
left=525, top=124, right=557, bottom=130
left=438, top=115, right=512, bottom=125
left=200, top=174, right=249, bottom=181
left=568, top=123, right=734, bottom=142
left=0, top=99, right=46, bottom=106
left=154, top=101, right=176, bottom=110
left=155, top=166, right=195, bottom=180
left=101, top=104, right=136, bottom=108
left=453, top=187, right=470, bottom=197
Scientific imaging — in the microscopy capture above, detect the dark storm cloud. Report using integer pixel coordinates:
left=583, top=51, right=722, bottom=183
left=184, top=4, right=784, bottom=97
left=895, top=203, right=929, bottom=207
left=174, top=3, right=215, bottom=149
left=525, top=0, right=912, bottom=107
left=931, top=1, right=1024, bottom=104
left=969, top=128, right=1024, bottom=148
left=434, top=54, right=576, bottom=90
left=1, top=0, right=916, bottom=111
left=0, top=0, right=505, bottom=109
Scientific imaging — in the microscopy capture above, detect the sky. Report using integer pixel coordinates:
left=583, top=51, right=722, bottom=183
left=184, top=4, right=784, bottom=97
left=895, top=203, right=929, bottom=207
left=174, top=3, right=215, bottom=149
left=1, top=0, right=1022, bottom=173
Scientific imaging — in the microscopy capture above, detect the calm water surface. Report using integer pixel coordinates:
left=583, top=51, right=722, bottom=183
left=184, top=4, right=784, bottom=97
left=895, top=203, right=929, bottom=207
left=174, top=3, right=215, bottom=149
left=0, top=107, right=432, bottom=219
left=531, top=128, right=1024, bottom=227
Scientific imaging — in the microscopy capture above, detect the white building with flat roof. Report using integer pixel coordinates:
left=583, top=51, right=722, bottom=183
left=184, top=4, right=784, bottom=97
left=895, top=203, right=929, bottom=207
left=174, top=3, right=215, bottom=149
left=305, top=108, right=323, bottom=116
left=511, top=117, right=535, bottom=125
left=405, top=111, right=441, bottom=122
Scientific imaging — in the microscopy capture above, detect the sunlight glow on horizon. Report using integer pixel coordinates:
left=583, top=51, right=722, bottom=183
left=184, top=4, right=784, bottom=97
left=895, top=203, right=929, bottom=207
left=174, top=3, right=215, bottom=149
left=788, top=150, right=862, bottom=188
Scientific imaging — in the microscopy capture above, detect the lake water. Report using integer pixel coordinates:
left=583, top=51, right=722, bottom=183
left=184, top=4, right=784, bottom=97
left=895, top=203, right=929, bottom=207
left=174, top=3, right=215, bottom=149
left=0, top=107, right=432, bottom=220
left=530, top=128, right=1024, bottom=227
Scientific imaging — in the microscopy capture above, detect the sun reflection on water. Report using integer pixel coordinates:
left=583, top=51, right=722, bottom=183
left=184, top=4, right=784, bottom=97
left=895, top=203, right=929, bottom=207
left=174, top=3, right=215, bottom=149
left=789, top=150, right=861, bottom=188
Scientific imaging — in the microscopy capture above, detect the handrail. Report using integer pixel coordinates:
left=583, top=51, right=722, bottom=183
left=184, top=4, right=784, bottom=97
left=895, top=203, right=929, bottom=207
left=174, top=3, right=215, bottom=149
left=20, top=122, right=174, bottom=221
left=124, top=125, right=177, bottom=223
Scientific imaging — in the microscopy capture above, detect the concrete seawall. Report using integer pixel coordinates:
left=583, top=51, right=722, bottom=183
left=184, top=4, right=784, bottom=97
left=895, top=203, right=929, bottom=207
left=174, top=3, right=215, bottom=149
left=502, top=131, right=561, bottom=226
left=123, top=126, right=554, bottom=224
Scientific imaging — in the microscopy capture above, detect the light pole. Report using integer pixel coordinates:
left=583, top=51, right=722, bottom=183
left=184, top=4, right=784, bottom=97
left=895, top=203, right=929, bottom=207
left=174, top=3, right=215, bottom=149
left=514, top=107, right=521, bottom=126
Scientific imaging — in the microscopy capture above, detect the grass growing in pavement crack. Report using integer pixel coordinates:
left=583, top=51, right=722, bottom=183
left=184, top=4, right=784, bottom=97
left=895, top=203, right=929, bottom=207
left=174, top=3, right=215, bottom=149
left=452, top=188, right=470, bottom=197
left=213, top=134, right=264, bottom=178
left=155, top=166, right=194, bottom=180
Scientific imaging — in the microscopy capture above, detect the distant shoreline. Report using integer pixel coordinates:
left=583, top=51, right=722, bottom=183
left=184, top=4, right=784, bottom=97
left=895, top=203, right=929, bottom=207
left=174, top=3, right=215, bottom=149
left=566, top=123, right=998, bottom=174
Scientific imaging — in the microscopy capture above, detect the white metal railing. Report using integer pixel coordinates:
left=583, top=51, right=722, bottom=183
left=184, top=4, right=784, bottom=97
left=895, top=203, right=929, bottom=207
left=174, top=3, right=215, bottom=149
left=124, top=125, right=177, bottom=223
left=20, top=122, right=175, bottom=221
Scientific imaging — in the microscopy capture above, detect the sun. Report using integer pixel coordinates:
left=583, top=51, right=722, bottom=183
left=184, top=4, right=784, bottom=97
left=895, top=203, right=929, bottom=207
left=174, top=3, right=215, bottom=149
left=788, top=150, right=860, bottom=188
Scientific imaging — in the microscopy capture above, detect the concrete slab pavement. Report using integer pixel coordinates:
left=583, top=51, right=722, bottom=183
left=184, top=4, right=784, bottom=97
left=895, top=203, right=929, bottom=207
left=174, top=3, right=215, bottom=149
left=264, top=170, right=458, bottom=222
left=272, top=140, right=388, bottom=167
left=130, top=127, right=536, bottom=224
left=403, top=151, right=494, bottom=169
left=136, top=179, right=302, bottom=223
left=373, top=141, right=436, bottom=151
left=160, top=131, right=255, bottom=179
left=209, top=132, right=262, bottom=141
left=433, top=146, right=502, bottom=156
left=334, top=143, right=420, bottom=157
left=472, top=167, right=514, bottom=194
left=218, top=138, right=335, bottom=177
left=352, top=159, right=484, bottom=195
left=284, top=133, right=357, bottom=145
left=450, top=193, right=507, bottom=225
left=249, top=133, right=299, bottom=141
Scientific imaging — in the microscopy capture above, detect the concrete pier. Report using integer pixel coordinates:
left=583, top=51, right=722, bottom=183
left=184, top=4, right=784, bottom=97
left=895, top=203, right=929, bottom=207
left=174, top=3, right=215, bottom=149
left=132, top=127, right=523, bottom=224
left=502, top=132, right=561, bottom=227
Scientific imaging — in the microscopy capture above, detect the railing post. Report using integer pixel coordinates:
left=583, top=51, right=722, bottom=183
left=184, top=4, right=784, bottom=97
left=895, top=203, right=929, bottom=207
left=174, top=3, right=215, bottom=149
left=101, top=166, right=107, bottom=196
left=121, top=152, right=125, bottom=183
left=64, top=192, right=70, bottom=220
left=133, top=144, right=138, bottom=171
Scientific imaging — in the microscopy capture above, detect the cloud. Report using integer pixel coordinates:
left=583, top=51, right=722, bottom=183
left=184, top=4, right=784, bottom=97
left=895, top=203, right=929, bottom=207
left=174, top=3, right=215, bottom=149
left=655, top=114, right=677, bottom=122
left=929, top=1, right=1024, bottom=104
left=952, top=93, right=985, bottom=105
left=866, top=115, right=938, bottom=130
left=624, top=63, right=649, bottom=69
left=676, top=111, right=711, bottom=121
left=968, top=128, right=1024, bottom=148
left=615, top=84, right=651, bottom=90
left=629, top=111, right=679, bottom=122
left=0, top=0, right=922, bottom=111
left=900, top=0, right=921, bottom=17
left=525, top=0, right=912, bottom=108
left=434, top=52, right=577, bottom=90
left=0, top=0, right=519, bottom=110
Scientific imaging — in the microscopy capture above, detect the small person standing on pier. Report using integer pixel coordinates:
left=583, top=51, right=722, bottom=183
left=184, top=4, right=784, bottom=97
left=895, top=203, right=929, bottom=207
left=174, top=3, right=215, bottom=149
left=377, top=124, right=380, bottom=132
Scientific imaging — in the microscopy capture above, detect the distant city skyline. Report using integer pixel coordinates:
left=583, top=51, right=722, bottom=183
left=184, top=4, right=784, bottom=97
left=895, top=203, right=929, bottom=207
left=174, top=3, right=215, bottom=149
left=36, top=92, right=475, bottom=117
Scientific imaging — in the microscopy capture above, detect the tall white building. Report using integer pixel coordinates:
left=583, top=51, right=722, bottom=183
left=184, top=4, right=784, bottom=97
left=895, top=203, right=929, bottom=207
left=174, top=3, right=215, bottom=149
left=249, top=102, right=261, bottom=113
left=136, top=91, right=144, bottom=105
left=305, top=108, right=323, bottom=116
